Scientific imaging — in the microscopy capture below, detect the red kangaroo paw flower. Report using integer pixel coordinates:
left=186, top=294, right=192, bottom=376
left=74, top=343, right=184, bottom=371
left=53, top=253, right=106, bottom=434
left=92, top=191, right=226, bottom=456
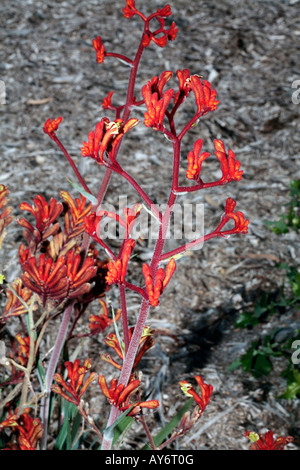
left=188, top=75, right=219, bottom=115
left=98, top=375, right=159, bottom=417
left=244, top=430, right=293, bottom=450
left=92, top=36, right=105, bottom=63
left=214, top=140, right=243, bottom=182
left=52, top=359, right=97, bottom=406
left=106, top=239, right=135, bottom=285
left=179, top=375, right=213, bottom=413
left=186, top=139, right=210, bottom=181
left=43, top=116, right=63, bottom=135
left=142, top=80, right=174, bottom=131
left=143, top=258, right=176, bottom=306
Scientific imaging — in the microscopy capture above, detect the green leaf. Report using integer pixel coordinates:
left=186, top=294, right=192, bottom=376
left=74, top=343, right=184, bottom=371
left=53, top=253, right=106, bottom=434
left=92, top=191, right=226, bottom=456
left=279, top=369, right=300, bottom=399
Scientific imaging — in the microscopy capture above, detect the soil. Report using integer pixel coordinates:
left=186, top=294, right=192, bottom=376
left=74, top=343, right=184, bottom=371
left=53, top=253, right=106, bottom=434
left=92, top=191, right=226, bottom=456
left=0, top=0, right=299, bottom=450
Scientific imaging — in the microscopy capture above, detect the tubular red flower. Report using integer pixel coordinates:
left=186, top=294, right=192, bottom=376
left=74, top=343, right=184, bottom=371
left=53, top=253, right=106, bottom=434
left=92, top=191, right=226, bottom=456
left=214, top=140, right=243, bottom=182
left=52, top=359, right=97, bottom=406
left=19, top=195, right=63, bottom=236
left=0, top=409, right=43, bottom=450
left=188, top=75, right=219, bottom=115
left=43, top=117, right=63, bottom=135
left=142, top=81, right=174, bottom=131
left=98, top=375, right=159, bottom=416
left=186, top=139, right=210, bottom=181
left=179, top=375, right=213, bottom=413
left=122, top=0, right=137, bottom=19
left=92, top=36, right=105, bottom=63
left=143, top=258, right=176, bottom=306
left=244, top=430, right=293, bottom=450
left=81, top=117, right=138, bottom=164
left=106, top=238, right=135, bottom=285
left=222, top=197, right=249, bottom=234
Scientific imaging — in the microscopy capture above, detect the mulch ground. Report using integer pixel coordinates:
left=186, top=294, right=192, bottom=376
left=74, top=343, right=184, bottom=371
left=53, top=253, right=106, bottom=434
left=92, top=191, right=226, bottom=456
left=0, top=0, right=299, bottom=450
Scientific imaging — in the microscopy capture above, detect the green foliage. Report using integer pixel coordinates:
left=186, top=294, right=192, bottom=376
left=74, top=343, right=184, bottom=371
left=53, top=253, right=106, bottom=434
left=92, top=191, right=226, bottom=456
left=265, top=179, right=300, bottom=234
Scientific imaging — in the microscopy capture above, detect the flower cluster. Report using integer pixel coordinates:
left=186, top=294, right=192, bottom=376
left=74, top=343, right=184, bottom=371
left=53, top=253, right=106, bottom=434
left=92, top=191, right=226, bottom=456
left=179, top=375, right=213, bottom=413
left=244, top=430, right=293, bottom=450
left=51, top=358, right=98, bottom=407
left=98, top=375, right=159, bottom=417
left=143, top=259, right=176, bottom=307
left=0, top=408, right=43, bottom=450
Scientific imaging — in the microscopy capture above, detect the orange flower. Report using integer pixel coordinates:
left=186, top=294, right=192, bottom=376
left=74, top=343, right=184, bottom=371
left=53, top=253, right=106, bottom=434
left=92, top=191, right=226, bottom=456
left=81, top=117, right=139, bottom=164
left=142, top=259, right=176, bottom=306
left=223, top=197, right=249, bottom=234
left=52, top=359, right=97, bottom=406
left=142, top=80, right=174, bottom=131
left=21, top=250, right=97, bottom=306
left=244, top=430, right=293, bottom=450
left=101, top=325, right=154, bottom=371
left=88, top=299, right=121, bottom=335
left=43, top=116, right=63, bottom=135
left=186, top=139, right=210, bottom=181
left=92, top=36, right=105, bottom=63
left=179, top=375, right=213, bottom=413
left=106, top=239, right=135, bottom=285
left=214, top=140, right=243, bottom=183
left=3, top=278, right=33, bottom=320
left=18, top=195, right=63, bottom=238
left=187, top=75, right=219, bottom=115
left=0, top=408, right=43, bottom=450
left=98, top=375, right=159, bottom=417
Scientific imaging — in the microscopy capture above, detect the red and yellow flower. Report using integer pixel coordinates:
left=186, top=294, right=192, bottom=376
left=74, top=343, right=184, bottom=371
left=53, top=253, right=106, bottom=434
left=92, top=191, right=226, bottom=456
left=98, top=375, right=159, bottom=416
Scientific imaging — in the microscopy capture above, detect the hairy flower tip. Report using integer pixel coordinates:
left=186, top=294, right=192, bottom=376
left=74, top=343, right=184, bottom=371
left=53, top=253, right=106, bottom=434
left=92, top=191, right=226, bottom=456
left=123, top=0, right=137, bottom=18
left=98, top=375, right=159, bottom=416
left=143, top=258, right=176, bottom=307
left=186, top=139, right=210, bottom=181
left=92, top=36, right=105, bottom=63
left=244, top=430, right=293, bottom=450
left=179, top=375, right=213, bottom=413
left=214, top=140, right=243, bottom=183
left=43, top=116, right=63, bottom=135
left=52, top=359, right=97, bottom=406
